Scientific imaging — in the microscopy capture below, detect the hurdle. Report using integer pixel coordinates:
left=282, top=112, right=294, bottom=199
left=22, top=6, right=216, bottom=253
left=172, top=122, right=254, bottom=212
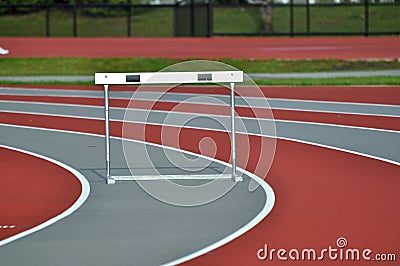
left=95, top=71, right=243, bottom=184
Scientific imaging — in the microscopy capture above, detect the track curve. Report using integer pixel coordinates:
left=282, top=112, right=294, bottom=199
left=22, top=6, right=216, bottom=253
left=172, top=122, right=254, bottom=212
left=0, top=85, right=399, bottom=265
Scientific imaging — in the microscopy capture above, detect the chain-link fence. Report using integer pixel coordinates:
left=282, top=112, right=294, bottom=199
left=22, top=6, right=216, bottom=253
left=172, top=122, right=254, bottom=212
left=0, top=1, right=398, bottom=37
left=214, top=1, right=400, bottom=36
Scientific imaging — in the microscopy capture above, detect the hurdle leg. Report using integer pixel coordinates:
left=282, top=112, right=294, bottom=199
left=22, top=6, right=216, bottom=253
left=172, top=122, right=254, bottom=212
left=230, top=82, right=241, bottom=182
left=104, top=84, right=115, bottom=184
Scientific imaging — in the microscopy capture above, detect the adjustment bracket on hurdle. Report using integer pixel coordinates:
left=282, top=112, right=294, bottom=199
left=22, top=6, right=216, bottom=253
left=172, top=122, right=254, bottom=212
left=95, top=71, right=243, bottom=184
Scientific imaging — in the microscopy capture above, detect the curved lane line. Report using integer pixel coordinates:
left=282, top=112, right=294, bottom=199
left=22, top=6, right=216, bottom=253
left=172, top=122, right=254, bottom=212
left=0, top=84, right=399, bottom=262
left=2, top=90, right=400, bottom=108
left=2, top=97, right=399, bottom=122
left=161, top=172, right=274, bottom=266
left=1, top=108, right=399, bottom=135
left=1, top=115, right=399, bottom=264
left=0, top=124, right=276, bottom=262
left=0, top=144, right=91, bottom=247
left=2, top=100, right=399, bottom=120
left=2, top=85, right=399, bottom=106
left=1, top=95, right=399, bottom=118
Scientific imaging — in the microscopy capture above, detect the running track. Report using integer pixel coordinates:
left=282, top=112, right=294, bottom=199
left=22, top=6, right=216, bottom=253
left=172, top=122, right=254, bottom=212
left=1, top=37, right=400, bottom=59
left=0, top=84, right=399, bottom=265
left=1, top=36, right=400, bottom=264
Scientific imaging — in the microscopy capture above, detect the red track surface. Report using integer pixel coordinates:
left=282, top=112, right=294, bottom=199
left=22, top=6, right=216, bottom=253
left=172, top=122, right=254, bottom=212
left=1, top=37, right=399, bottom=59
left=1, top=93, right=399, bottom=131
left=5, top=85, right=400, bottom=105
left=1, top=34, right=399, bottom=263
left=0, top=147, right=82, bottom=241
left=185, top=139, right=400, bottom=266
left=0, top=108, right=399, bottom=266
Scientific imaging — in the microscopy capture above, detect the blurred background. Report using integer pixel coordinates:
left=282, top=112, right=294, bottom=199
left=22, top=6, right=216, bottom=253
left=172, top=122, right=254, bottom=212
left=0, top=0, right=399, bottom=37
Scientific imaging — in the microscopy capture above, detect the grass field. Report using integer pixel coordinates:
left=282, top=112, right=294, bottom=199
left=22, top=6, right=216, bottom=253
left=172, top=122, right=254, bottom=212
left=1, top=58, right=399, bottom=76
left=1, top=76, right=398, bottom=86
left=255, top=76, right=400, bottom=85
left=0, top=8, right=174, bottom=37
left=0, top=57, right=399, bottom=86
left=0, top=4, right=398, bottom=36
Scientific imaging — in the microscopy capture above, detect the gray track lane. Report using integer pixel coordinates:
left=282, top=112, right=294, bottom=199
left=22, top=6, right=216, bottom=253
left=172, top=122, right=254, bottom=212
left=2, top=101, right=399, bottom=163
left=1, top=89, right=399, bottom=266
left=1, top=88, right=399, bottom=116
left=0, top=125, right=267, bottom=266
left=0, top=70, right=399, bottom=82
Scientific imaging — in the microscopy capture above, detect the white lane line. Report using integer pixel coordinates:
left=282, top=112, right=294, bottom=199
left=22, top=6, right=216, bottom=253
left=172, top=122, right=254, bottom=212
left=1, top=90, right=399, bottom=117
left=161, top=172, right=274, bottom=266
left=0, top=109, right=102, bottom=121
left=162, top=137, right=400, bottom=266
left=128, top=91, right=400, bottom=108
left=0, top=88, right=100, bottom=94
left=269, top=97, right=400, bottom=108
left=277, top=136, right=400, bottom=167
left=266, top=107, right=400, bottom=118
left=0, top=100, right=102, bottom=109
left=0, top=123, right=276, bottom=260
left=0, top=225, right=16, bottom=229
left=1, top=107, right=399, bottom=135
left=0, top=91, right=104, bottom=99
left=2, top=90, right=399, bottom=110
left=1, top=88, right=399, bottom=108
left=0, top=145, right=91, bottom=247
left=2, top=98, right=399, bottom=119
left=122, top=93, right=400, bottom=117
left=2, top=98, right=399, bottom=118
left=0, top=96, right=400, bottom=117
left=1, top=119, right=399, bottom=265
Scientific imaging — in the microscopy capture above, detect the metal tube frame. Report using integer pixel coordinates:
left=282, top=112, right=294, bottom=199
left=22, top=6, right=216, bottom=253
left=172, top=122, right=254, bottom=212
left=230, top=82, right=241, bottom=182
left=102, top=79, right=240, bottom=184
left=104, top=85, right=114, bottom=184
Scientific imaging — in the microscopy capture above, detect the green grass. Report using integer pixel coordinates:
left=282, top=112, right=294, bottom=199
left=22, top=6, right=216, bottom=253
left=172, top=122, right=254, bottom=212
left=214, top=6, right=260, bottom=34
left=0, top=8, right=174, bottom=37
left=0, top=11, right=47, bottom=36
left=255, top=76, right=400, bottom=86
left=309, top=6, right=365, bottom=33
left=220, top=59, right=400, bottom=73
left=0, top=58, right=181, bottom=75
left=369, top=5, right=400, bottom=33
left=214, top=5, right=400, bottom=34
left=0, top=80, right=92, bottom=86
left=1, top=58, right=399, bottom=76
left=0, top=57, right=398, bottom=86
left=0, top=76, right=398, bottom=86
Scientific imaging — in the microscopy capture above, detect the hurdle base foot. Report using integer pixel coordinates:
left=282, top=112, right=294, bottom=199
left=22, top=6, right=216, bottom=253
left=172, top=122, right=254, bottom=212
left=233, top=174, right=243, bottom=182
left=107, top=177, right=116, bottom=184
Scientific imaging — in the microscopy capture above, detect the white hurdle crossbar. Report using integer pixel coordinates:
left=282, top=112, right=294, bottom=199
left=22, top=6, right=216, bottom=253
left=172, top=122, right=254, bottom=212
left=95, top=71, right=243, bottom=184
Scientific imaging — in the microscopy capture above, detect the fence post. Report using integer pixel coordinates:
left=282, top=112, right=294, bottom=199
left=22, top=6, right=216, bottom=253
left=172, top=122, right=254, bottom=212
left=73, top=3, right=77, bottom=37
left=173, top=1, right=179, bottom=36
left=290, top=0, right=294, bottom=37
left=190, top=0, right=195, bottom=36
left=306, top=0, right=310, bottom=36
left=127, top=1, right=132, bottom=37
left=364, top=0, right=369, bottom=36
left=207, top=0, right=213, bottom=37
left=45, top=0, right=50, bottom=37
